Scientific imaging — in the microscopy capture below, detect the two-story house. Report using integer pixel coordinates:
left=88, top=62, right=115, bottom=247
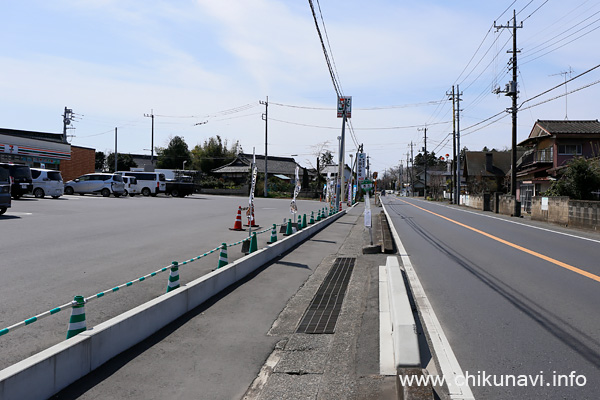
left=516, top=120, right=600, bottom=207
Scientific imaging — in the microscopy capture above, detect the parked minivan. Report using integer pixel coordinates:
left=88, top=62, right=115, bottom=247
left=0, top=166, right=11, bottom=215
left=64, top=173, right=125, bottom=197
left=31, top=168, right=64, bottom=199
left=0, top=163, right=33, bottom=199
left=117, top=171, right=166, bottom=196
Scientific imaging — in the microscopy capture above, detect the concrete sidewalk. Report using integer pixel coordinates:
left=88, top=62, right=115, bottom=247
left=243, top=206, right=396, bottom=400
left=52, top=204, right=396, bottom=400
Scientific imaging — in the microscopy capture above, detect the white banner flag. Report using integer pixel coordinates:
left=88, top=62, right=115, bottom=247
left=291, top=165, right=300, bottom=214
left=248, top=153, right=257, bottom=221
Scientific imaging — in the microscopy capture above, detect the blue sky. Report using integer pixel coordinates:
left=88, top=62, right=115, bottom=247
left=2, top=0, right=600, bottom=174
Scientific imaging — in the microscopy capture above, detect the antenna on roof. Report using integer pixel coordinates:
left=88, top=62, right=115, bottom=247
left=550, top=67, right=573, bottom=120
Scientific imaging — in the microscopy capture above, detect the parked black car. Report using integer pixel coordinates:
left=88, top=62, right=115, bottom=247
left=165, top=176, right=195, bottom=197
left=0, top=166, right=11, bottom=215
left=0, top=163, right=33, bottom=199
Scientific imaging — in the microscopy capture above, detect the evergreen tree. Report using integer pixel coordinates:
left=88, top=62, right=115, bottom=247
left=190, top=135, right=238, bottom=173
left=95, top=151, right=106, bottom=171
left=545, top=157, right=600, bottom=200
left=156, top=136, right=191, bottom=169
left=106, top=152, right=137, bottom=172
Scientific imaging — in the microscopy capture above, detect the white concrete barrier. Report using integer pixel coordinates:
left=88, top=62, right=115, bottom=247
left=385, top=256, right=420, bottom=368
left=0, top=211, right=346, bottom=400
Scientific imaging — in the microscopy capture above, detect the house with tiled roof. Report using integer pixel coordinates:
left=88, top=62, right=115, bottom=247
left=516, top=120, right=600, bottom=203
left=211, top=153, right=304, bottom=185
left=462, top=151, right=513, bottom=194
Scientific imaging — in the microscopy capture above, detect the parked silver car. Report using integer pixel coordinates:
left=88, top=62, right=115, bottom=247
left=64, top=173, right=125, bottom=197
left=31, top=168, right=64, bottom=198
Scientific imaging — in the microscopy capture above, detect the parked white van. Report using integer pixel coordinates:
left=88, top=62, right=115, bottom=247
left=122, top=176, right=139, bottom=197
left=117, top=171, right=166, bottom=197
left=31, top=168, right=64, bottom=199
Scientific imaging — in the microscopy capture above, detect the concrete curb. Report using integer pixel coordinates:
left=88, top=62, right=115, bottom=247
left=385, top=256, right=420, bottom=368
left=0, top=210, right=347, bottom=400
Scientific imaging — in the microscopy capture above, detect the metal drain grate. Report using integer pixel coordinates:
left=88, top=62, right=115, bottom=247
left=296, top=257, right=355, bottom=334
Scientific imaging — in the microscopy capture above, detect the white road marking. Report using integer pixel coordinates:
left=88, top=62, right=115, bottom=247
left=405, top=197, right=600, bottom=245
left=382, top=202, right=475, bottom=400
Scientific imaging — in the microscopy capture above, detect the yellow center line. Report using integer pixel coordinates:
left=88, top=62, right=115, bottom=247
left=397, top=199, right=600, bottom=283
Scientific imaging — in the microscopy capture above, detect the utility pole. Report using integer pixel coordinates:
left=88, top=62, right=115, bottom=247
left=144, top=110, right=155, bottom=167
left=406, top=151, right=411, bottom=196
left=410, top=142, right=414, bottom=196
left=495, top=10, right=522, bottom=216
left=62, top=107, right=76, bottom=143
left=260, top=97, right=269, bottom=197
left=456, top=85, right=462, bottom=205
left=418, top=126, right=428, bottom=197
left=114, top=127, right=118, bottom=173
left=447, top=86, right=456, bottom=204
left=337, top=98, right=349, bottom=208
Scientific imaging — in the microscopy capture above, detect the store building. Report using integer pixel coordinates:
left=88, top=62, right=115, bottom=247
left=0, top=128, right=71, bottom=168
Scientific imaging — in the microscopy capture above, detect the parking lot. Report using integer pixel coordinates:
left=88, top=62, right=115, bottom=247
left=0, top=193, right=323, bottom=371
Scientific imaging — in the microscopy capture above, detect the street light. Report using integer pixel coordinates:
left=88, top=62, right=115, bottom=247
left=183, top=160, right=187, bottom=170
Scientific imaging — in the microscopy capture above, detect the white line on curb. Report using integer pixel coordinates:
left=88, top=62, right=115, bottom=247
left=382, top=202, right=475, bottom=400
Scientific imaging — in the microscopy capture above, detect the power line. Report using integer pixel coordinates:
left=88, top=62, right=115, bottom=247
left=522, top=0, right=549, bottom=22
left=519, top=79, right=600, bottom=111
left=308, top=0, right=342, bottom=97
left=270, top=100, right=446, bottom=110
left=521, top=17, right=600, bottom=65
left=315, top=0, right=344, bottom=95
left=270, top=117, right=451, bottom=130
left=462, top=62, right=600, bottom=134
left=518, top=62, right=600, bottom=108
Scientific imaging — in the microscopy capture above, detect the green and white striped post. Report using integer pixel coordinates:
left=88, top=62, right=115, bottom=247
left=217, top=243, right=228, bottom=269
left=268, top=224, right=278, bottom=244
left=309, top=211, right=315, bottom=224
left=249, top=232, right=258, bottom=253
left=302, top=214, right=307, bottom=229
left=66, top=295, right=86, bottom=339
left=166, top=261, right=180, bottom=293
left=297, top=215, right=302, bottom=230
left=284, top=219, right=293, bottom=236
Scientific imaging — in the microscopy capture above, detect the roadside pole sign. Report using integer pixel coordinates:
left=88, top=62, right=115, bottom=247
left=361, top=179, right=373, bottom=192
left=337, top=96, right=352, bottom=118
left=357, top=152, right=366, bottom=182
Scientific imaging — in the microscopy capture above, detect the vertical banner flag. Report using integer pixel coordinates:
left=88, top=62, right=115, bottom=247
left=326, top=179, right=333, bottom=209
left=357, top=153, right=366, bottom=182
left=290, top=165, right=300, bottom=214
left=248, top=153, right=257, bottom=223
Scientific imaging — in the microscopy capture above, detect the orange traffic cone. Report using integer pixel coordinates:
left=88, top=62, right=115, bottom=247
left=245, top=210, right=259, bottom=228
left=229, top=207, right=245, bottom=231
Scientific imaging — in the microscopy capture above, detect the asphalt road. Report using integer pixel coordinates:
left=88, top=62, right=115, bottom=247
left=0, top=193, right=324, bottom=371
left=383, top=196, right=600, bottom=400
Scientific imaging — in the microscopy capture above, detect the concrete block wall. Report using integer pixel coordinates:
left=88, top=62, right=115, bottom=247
left=461, top=194, right=491, bottom=211
left=531, top=196, right=569, bottom=225
left=498, top=195, right=516, bottom=215
left=569, top=200, right=600, bottom=231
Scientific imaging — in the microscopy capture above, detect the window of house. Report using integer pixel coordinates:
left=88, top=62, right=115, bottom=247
left=558, top=144, right=582, bottom=155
